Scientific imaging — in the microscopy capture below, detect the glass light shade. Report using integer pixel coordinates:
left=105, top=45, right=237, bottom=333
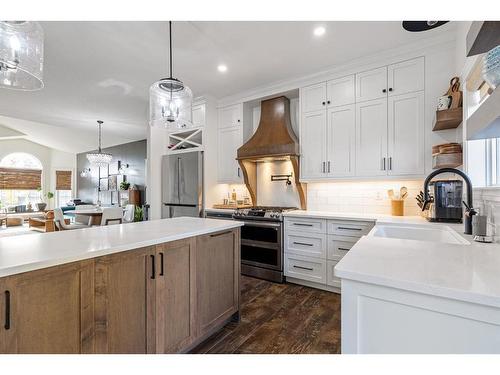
left=86, top=152, right=113, bottom=168
left=149, top=77, right=193, bottom=129
left=0, top=21, right=44, bottom=90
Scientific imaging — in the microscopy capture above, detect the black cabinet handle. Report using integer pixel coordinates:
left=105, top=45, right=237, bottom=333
left=338, top=247, right=350, bottom=251
left=337, top=226, right=362, bottom=231
left=150, top=255, right=156, bottom=279
left=293, top=241, right=313, bottom=247
left=293, top=265, right=314, bottom=271
left=389, top=88, right=393, bottom=92
left=159, top=252, right=164, bottom=276
left=327, top=100, right=331, bottom=104
left=322, top=101, right=326, bottom=105
left=4, top=290, right=10, bottom=330
left=293, top=223, right=313, bottom=227
left=382, top=89, right=387, bottom=93
left=210, top=230, right=232, bottom=238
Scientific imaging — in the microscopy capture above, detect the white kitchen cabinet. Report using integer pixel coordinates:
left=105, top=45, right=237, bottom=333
left=285, top=232, right=327, bottom=259
left=218, top=104, right=242, bottom=129
left=326, top=104, right=355, bottom=177
left=327, top=75, right=355, bottom=107
left=355, top=98, right=388, bottom=177
left=301, top=82, right=327, bottom=113
left=217, top=126, right=243, bottom=183
left=355, top=66, right=387, bottom=103
left=388, top=91, right=425, bottom=176
left=300, top=110, right=327, bottom=179
left=284, top=253, right=327, bottom=284
left=191, top=102, right=206, bottom=128
left=387, top=57, right=424, bottom=97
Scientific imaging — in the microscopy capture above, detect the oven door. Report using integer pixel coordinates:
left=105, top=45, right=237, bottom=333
left=239, top=220, right=282, bottom=271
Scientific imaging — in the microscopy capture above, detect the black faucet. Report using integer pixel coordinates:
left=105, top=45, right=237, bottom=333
left=422, top=168, right=475, bottom=235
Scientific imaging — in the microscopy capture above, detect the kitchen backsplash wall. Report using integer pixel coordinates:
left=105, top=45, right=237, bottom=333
left=306, top=180, right=423, bottom=215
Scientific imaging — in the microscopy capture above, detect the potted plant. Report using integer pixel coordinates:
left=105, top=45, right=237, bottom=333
left=134, top=206, right=144, bottom=222
left=36, top=187, right=47, bottom=211
left=120, top=181, right=130, bottom=191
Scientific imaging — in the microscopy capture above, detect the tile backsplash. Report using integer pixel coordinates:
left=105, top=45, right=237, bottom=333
left=306, top=180, right=424, bottom=216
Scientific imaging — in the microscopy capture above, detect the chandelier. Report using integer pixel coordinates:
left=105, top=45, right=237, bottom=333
left=0, top=21, right=44, bottom=90
left=149, top=21, right=193, bottom=129
left=87, top=120, right=112, bottom=167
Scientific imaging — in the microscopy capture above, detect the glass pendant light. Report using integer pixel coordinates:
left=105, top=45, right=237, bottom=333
left=150, top=21, right=193, bottom=129
left=86, top=121, right=113, bottom=167
left=0, top=21, right=44, bottom=90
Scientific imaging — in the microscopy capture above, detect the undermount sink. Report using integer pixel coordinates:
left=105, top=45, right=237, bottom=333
left=369, top=224, right=470, bottom=245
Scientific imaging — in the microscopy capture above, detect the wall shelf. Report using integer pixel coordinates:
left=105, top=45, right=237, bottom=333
left=432, top=108, right=463, bottom=131
left=167, top=127, right=204, bottom=154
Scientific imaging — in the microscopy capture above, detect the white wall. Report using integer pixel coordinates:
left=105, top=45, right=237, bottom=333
left=0, top=139, right=76, bottom=208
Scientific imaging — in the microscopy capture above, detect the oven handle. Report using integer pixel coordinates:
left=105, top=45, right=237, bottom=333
left=239, top=220, right=282, bottom=229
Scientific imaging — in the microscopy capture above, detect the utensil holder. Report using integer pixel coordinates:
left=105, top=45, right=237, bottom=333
left=391, top=199, right=404, bottom=216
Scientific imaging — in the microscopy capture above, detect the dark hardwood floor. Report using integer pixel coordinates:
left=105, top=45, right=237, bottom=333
left=191, top=275, right=341, bottom=354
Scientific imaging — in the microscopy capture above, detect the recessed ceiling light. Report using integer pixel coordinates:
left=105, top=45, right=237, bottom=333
left=217, top=64, right=228, bottom=73
left=313, top=26, right=326, bottom=37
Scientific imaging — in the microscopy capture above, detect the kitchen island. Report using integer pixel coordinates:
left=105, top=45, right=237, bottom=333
left=0, top=217, right=243, bottom=354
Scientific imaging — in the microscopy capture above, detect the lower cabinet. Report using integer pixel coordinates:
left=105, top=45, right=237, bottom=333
left=0, top=260, right=95, bottom=354
left=0, top=229, right=240, bottom=354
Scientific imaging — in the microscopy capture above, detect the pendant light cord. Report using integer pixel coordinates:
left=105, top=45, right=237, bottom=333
left=97, top=120, right=103, bottom=153
left=169, top=21, right=173, bottom=79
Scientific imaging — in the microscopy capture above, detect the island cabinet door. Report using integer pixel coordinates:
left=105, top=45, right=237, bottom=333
left=0, top=260, right=95, bottom=354
left=154, top=239, right=194, bottom=353
left=94, top=246, right=156, bottom=354
left=194, top=228, right=240, bottom=338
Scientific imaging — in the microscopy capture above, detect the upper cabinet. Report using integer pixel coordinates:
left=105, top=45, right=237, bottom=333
left=301, top=75, right=355, bottom=114
left=300, top=56, right=426, bottom=181
left=355, top=66, right=387, bottom=102
left=387, top=57, right=425, bottom=97
left=218, top=103, right=243, bottom=129
left=191, top=102, right=206, bottom=128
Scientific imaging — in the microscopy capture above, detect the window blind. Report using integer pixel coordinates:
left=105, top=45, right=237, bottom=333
left=55, top=170, right=72, bottom=190
left=0, top=167, right=42, bottom=190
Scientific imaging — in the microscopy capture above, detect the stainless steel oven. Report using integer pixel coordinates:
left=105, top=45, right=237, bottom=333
left=240, top=220, right=282, bottom=273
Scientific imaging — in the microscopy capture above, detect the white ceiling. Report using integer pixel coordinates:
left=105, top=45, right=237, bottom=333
left=0, top=21, right=457, bottom=152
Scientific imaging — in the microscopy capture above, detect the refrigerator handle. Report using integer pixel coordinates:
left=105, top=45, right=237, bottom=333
left=177, top=157, right=181, bottom=203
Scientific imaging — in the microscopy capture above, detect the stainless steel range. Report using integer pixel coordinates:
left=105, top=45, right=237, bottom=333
left=233, top=206, right=297, bottom=283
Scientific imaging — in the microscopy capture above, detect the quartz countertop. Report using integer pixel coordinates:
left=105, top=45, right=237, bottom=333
left=284, top=210, right=500, bottom=308
left=0, top=217, right=243, bottom=278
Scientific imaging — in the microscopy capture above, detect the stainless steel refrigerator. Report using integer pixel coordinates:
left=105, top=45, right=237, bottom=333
left=161, top=151, right=204, bottom=218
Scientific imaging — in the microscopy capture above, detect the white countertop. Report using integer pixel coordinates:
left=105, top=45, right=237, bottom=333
left=284, top=210, right=500, bottom=308
left=0, top=217, right=243, bottom=278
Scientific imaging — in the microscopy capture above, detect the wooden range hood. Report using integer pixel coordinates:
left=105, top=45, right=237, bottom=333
left=236, top=96, right=306, bottom=209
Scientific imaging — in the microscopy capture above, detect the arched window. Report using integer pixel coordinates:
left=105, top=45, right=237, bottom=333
left=0, top=152, right=43, bottom=209
left=0, top=152, right=43, bottom=170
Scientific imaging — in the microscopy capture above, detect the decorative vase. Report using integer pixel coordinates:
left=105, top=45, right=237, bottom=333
left=36, top=202, right=47, bottom=211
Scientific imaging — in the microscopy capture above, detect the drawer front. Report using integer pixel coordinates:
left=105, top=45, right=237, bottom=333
left=327, top=235, right=357, bottom=261
left=327, top=220, right=374, bottom=237
left=285, top=218, right=326, bottom=234
left=327, top=260, right=342, bottom=289
left=284, top=254, right=326, bottom=284
left=285, top=233, right=326, bottom=259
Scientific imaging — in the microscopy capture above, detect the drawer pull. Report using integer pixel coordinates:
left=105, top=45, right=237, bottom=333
left=4, top=290, right=10, bottom=330
left=337, top=226, right=362, bottom=231
left=210, top=230, right=232, bottom=238
left=338, top=247, right=350, bottom=251
left=150, top=255, right=156, bottom=279
left=293, top=265, right=314, bottom=271
left=293, top=241, right=313, bottom=247
left=293, top=223, right=313, bottom=227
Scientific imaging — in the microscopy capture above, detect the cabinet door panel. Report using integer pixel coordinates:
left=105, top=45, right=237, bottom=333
left=327, top=75, right=355, bottom=107
left=195, top=229, right=239, bottom=336
left=192, top=103, right=206, bottom=127
left=355, top=99, right=388, bottom=176
left=156, top=240, right=193, bottom=353
left=300, top=110, right=327, bottom=179
left=1, top=261, right=94, bottom=354
left=388, top=92, right=425, bottom=176
left=217, top=126, right=243, bottom=183
left=356, top=66, right=387, bottom=102
left=94, top=247, right=155, bottom=354
left=218, top=104, right=242, bottom=128
left=388, top=57, right=424, bottom=96
left=327, top=104, right=356, bottom=177
left=301, top=82, right=327, bottom=113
